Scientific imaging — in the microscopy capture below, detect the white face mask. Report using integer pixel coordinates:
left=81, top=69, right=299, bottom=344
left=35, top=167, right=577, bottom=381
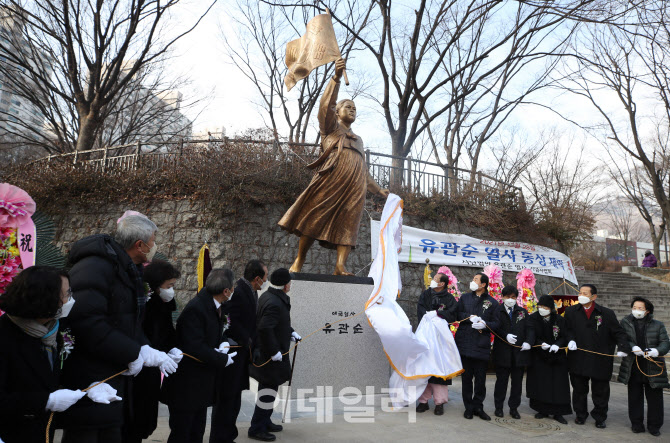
left=469, top=281, right=479, bottom=292
left=578, top=295, right=592, bottom=305
left=146, top=242, right=158, bottom=262
left=57, top=297, right=76, bottom=319
left=538, top=307, right=551, bottom=317
left=159, top=287, right=175, bottom=302
left=260, top=281, right=269, bottom=292
left=430, top=280, right=439, bottom=289
left=632, top=309, right=646, bottom=319
left=504, top=298, right=517, bottom=308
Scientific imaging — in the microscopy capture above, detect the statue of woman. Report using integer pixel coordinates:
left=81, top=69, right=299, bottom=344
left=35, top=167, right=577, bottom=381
left=279, top=58, right=389, bottom=275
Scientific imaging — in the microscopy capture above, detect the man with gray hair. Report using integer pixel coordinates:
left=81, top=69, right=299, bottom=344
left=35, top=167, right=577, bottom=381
left=60, top=213, right=179, bottom=443
left=162, top=268, right=237, bottom=443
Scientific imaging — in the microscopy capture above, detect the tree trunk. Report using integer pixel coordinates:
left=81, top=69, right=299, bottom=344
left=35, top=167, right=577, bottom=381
left=76, top=115, right=99, bottom=152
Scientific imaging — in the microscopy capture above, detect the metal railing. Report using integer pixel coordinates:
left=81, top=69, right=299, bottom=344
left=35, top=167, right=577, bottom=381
left=31, top=138, right=523, bottom=205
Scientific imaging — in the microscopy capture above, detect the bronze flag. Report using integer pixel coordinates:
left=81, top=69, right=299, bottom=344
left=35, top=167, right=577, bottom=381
left=284, top=13, right=342, bottom=91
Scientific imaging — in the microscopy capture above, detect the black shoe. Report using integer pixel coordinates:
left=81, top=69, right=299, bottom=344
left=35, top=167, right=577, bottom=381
left=464, top=410, right=474, bottom=419
left=575, top=417, right=586, bottom=425
left=474, top=409, right=491, bottom=421
left=650, top=429, right=661, bottom=437
left=510, top=409, right=521, bottom=420
left=434, top=404, right=444, bottom=416
left=494, top=408, right=504, bottom=418
left=267, top=422, right=283, bottom=433
left=595, top=421, right=606, bottom=429
left=534, top=412, right=547, bottom=419
left=416, top=402, right=429, bottom=413
left=248, top=431, right=276, bottom=442
left=632, top=425, right=645, bottom=434
left=553, top=415, right=568, bottom=425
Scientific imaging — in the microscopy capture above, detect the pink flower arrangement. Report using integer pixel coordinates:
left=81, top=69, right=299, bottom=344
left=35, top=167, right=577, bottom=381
left=484, top=264, right=504, bottom=303
left=516, top=268, right=538, bottom=313
left=0, top=183, right=36, bottom=228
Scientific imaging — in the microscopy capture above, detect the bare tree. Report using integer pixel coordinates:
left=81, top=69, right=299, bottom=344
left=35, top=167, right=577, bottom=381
left=0, top=0, right=215, bottom=154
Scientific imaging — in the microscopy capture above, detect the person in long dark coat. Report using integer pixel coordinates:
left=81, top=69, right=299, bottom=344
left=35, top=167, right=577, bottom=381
left=126, top=259, right=182, bottom=443
left=415, top=272, right=458, bottom=416
left=210, top=259, right=268, bottom=443
left=454, top=272, right=500, bottom=421
left=492, top=285, right=531, bottom=420
left=248, top=268, right=301, bottom=442
left=526, top=295, right=572, bottom=424
left=618, top=296, right=670, bottom=437
left=161, top=268, right=237, bottom=443
left=564, top=284, right=631, bottom=428
left=0, top=267, right=119, bottom=443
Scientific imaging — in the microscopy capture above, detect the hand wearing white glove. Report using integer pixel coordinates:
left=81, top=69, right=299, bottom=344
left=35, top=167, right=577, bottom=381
left=549, top=344, right=559, bottom=353
left=472, top=321, right=486, bottom=330
left=470, top=316, right=482, bottom=324
left=140, top=345, right=170, bottom=367
left=541, top=342, right=550, bottom=350
left=271, top=351, right=283, bottom=362
left=168, top=348, right=184, bottom=363
left=86, top=383, right=122, bottom=404
left=568, top=340, right=577, bottom=351
left=616, top=351, right=628, bottom=358
left=520, top=342, right=531, bottom=351
left=291, top=331, right=302, bottom=342
left=159, top=357, right=178, bottom=377
left=217, top=342, right=230, bottom=354
left=226, top=351, right=238, bottom=367
left=632, top=346, right=644, bottom=356
left=124, top=354, right=144, bottom=376
left=506, top=334, right=518, bottom=344
left=46, top=389, right=86, bottom=412
left=647, top=348, right=659, bottom=358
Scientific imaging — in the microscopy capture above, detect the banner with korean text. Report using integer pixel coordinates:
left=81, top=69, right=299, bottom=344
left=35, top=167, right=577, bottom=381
left=370, top=222, right=577, bottom=285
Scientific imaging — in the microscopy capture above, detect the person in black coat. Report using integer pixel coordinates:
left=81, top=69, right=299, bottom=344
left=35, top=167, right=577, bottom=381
left=526, top=295, right=572, bottom=424
left=0, top=267, right=118, bottom=443
left=454, top=272, right=500, bottom=421
left=161, top=268, right=237, bottom=443
left=492, top=285, right=531, bottom=420
left=126, top=259, right=182, bottom=443
left=415, top=272, right=457, bottom=416
left=248, top=268, right=301, bottom=442
left=60, top=216, right=179, bottom=443
left=210, top=259, right=268, bottom=443
left=565, top=284, right=631, bottom=428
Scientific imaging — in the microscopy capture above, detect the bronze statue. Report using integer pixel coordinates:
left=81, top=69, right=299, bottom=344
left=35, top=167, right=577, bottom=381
left=279, top=59, right=390, bottom=275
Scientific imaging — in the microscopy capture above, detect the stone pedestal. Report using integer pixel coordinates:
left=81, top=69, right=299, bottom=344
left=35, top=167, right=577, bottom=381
left=288, top=273, right=390, bottom=398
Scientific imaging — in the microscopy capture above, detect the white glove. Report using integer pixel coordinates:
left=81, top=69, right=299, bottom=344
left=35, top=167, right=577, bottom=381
left=568, top=340, right=577, bottom=351
left=617, top=351, right=628, bottom=358
left=291, top=331, right=302, bottom=342
left=140, top=345, right=169, bottom=367
left=506, top=334, right=518, bottom=344
left=541, top=342, right=550, bottom=350
left=217, top=342, right=230, bottom=354
left=226, top=351, right=238, bottom=367
left=168, top=348, right=184, bottom=363
left=647, top=348, right=659, bottom=358
left=86, top=383, right=122, bottom=404
left=632, top=346, right=644, bottom=356
left=124, top=355, right=144, bottom=376
left=271, top=351, right=283, bottom=362
left=472, top=321, right=486, bottom=330
left=159, top=356, right=179, bottom=376
left=549, top=344, right=559, bottom=353
left=46, top=389, right=86, bottom=412
left=470, top=316, right=482, bottom=323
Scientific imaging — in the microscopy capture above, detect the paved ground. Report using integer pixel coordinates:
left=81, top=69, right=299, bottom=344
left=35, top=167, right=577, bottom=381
left=54, top=375, right=670, bottom=442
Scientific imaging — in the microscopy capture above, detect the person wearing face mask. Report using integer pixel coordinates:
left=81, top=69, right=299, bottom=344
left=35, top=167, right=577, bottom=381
left=491, top=286, right=531, bottom=420
left=59, top=214, right=178, bottom=443
left=525, top=295, right=572, bottom=425
left=0, top=267, right=119, bottom=443
left=248, top=268, right=300, bottom=442
left=454, top=272, right=500, bottom=421
left=564, top=284, right=630, bottom=429
left=210, top=259, right=268, bottom=443
left=415, top=273, right=458, bottom=416
left=161, top=268, right=237, bottom=443
left=125, top=259, right=183, bottom=443
left=618, top=296, right=669, bottom=437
